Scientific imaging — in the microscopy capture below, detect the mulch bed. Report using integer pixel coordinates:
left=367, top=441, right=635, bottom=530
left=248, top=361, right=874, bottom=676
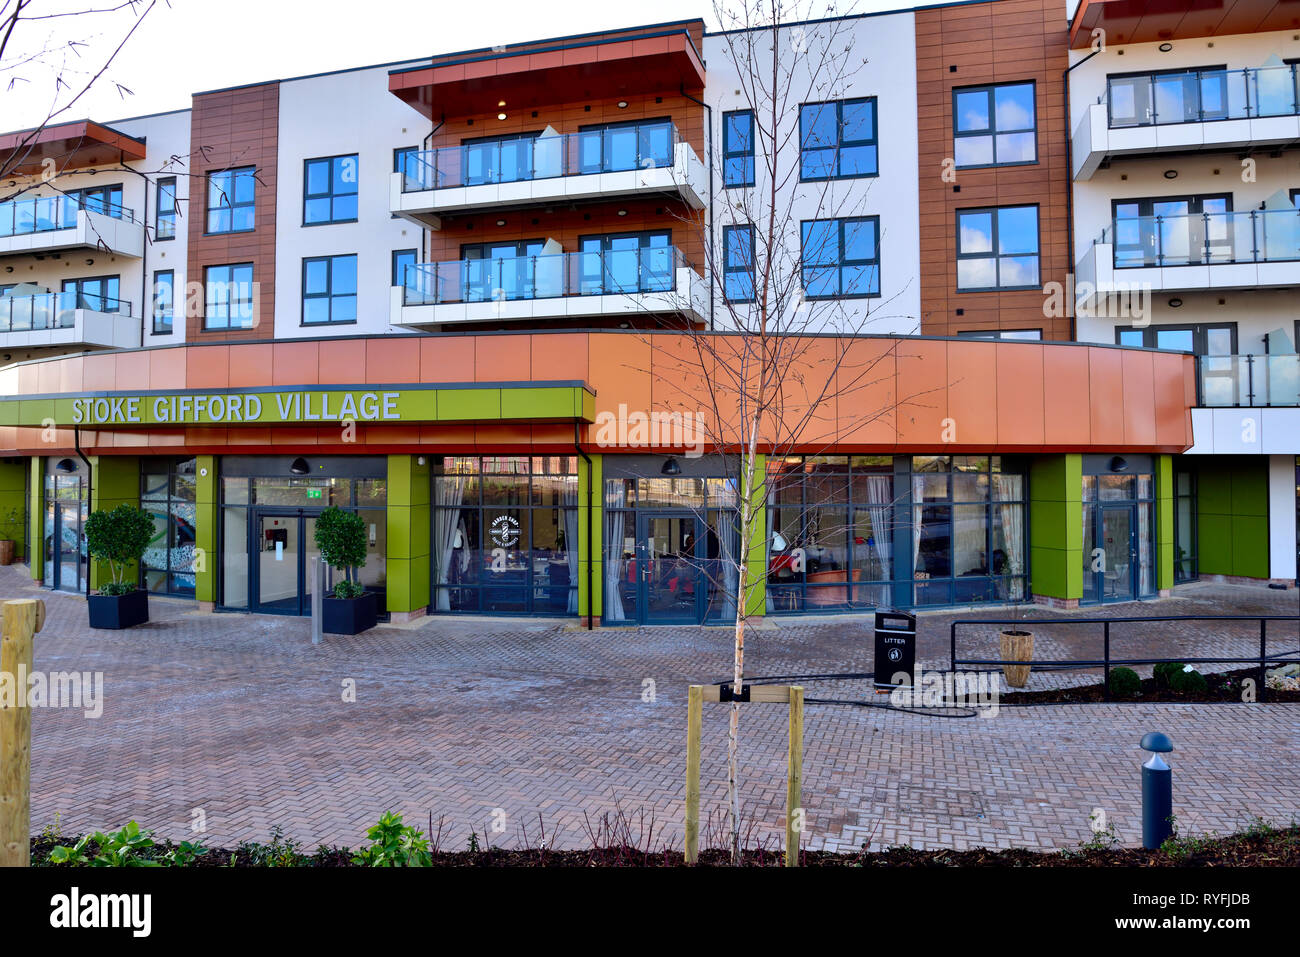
left=29, top=825, right=1300, bottom=867
left=1001, top=666, right=1300, bottom=705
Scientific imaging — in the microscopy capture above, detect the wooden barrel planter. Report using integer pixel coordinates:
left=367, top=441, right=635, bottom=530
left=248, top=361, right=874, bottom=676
left=999, top=629, right=1034, bottom=688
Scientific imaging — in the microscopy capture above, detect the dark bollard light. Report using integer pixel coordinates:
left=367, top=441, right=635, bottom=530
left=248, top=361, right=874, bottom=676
left=1140, top=731, right=1174, bottom=850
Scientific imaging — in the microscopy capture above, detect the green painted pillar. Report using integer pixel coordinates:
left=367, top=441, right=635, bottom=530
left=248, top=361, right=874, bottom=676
left=387, top=454, right=431, bottom=616
left=745, top=453, right=767, bottom=618
left=0, top=458, right=28, bottom=567
left=1155, top=454, right=1174, bottom=592
left=1028, top=454, right=1083, bottom=603
left=195, top=455, right=218, bottom=605
left=89, top=456, right=140, bottom=591
left=29, top=457, right=43, bottom=581
left=578, top=452, right=603, bottom=623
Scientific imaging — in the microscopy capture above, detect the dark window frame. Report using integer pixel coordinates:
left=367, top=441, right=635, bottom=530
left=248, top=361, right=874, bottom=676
left=205, top=166, right=256, bottom=236
left=202, top=262, right=255, bottom=331
left=139, top=457, right=198, bottom=598
left=151, top=269, right=174, bottom=335
left=392, top=248, right=418, bottom=287
left=303, top=154, right=360, bottom=227
left=722, top=109, right=755, bottom=188
left=301, top=254, right=359, bottom=327
left=954, top=204, right=1041, bottom=293
left=798, top=97, right=879, bottom=182
left=722, top=223, right=755, bottom=304
left=799, top=215, right=882, bottom=300
left=1113, top=322, right=1237, bottom=355
left=952, top=80, right=1038, bottom=169
left=155, top=177, right=177, bottom=240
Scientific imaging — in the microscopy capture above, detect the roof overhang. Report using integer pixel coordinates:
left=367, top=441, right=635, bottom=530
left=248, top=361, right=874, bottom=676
left=0, top=120, right=147, bottom=177
left=390, top=29, right=707, bottom=119
left=1070, top=0, right=1300, bottom=49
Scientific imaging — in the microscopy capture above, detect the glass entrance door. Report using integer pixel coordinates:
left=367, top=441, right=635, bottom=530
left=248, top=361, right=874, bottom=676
left=252, top=510, right=322, bottom=615
left=1099, top=505, right=1136, bottom=602
left=44, top=502, right=85, bottom=593
left=636, top=512, right=703, bottom=624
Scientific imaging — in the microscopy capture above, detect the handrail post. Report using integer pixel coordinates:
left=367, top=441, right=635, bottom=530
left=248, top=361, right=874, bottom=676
left=1247, top=354, right=1255, bottom=407
left=950, top=621, right=957, bottom=672
left=1103, top=620, right=1111, bottom=701
left=1258, top=619, right=1267, bottom=704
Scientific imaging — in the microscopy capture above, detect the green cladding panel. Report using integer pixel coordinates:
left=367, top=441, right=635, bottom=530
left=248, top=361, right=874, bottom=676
left=195, top=455, right=218, bottom=603
left=0, top=458, right=28, bottom=566
left=1028, top=453, right=1083, bottom=601
left=89, top=456, right=140, bottom=591
left=386, top=454, right=431, bottom=614
left=578, top=453, right=603, bottom=622
left=1156, top=455, right=1174, bottom=591
left=28, top=457, right=42, bottom=581
left=1195, top=457, right=1269, bottom=580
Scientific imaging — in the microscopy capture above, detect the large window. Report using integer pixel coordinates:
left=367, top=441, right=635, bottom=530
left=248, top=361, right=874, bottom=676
left=953, top=82, right=1036, bottom=168
left=800, top=216, right=880, bottom=299
left=910, top=455, right=1027, bottom=606
left=203, top=263, right=254, bottom=330
left=433, top=456, right=579, bottom=616
left=61, top=275, right=120, bottom=312
left=799, top=98, right=877, bottom=180
left=1111, top=194, right=1233, bottom=268
left=206, top=167, right=255, bottom=234
left=151, top=270, right=174, bottom=334
left=723, top=110, right=755, bottom=187
left=1115, top=322, right=1235, bottom=354
left=302, top=254, right=357, bottom=325
left=141, top=458, right=197, bottom=597
left=304, top=154, right=359, bottom=225
left=392, top=248, right=417, bottom=287
left=723, top=224, right=755, bottom=303
left=1174, top=468, right=1197, bottom=583
left=1082, top=470, right=1157, bottom=603
left=956, top=205, right=1039, bottom=291
left=155, top=177, right=177, bottom=240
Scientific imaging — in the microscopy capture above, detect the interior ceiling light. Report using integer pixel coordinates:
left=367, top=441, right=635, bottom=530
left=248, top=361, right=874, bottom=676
left=1158, top=42, right=1173, bottom=52
left=497, top=100, right=506, bottom=107
left=497, top=112, right=507, bottom=121
left=1163, top=169, right=1178, bottom=179
left=617, top=100, right=629, bottom=108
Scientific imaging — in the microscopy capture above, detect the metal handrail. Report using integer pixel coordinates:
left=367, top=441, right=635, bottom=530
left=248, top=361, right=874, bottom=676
left=0, top=290, right=132, bottom=332
left=400, top=120, right=682, bottom=192
left=0, top=195, right=137, bottom=238
left=1099, top=208, right=1300, bottom=267
left=1196, top=353, right=1300, bottom=408
left=1104, top=63, right=1300, bottom=128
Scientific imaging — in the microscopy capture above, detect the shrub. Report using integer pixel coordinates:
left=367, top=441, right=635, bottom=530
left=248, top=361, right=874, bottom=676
left=1168, top=666, right=1208, bottom=695
left=48, top=820, right=159, bottom=867
left=351, top=811, right=431, bottom=867
left=313, top=506, right=368, bottom=599
left=84, top=504, right=153, bottom=596
left=1108, top=667, right=1141, bottom=697
left=1153, top=662, right=1185, bottom=687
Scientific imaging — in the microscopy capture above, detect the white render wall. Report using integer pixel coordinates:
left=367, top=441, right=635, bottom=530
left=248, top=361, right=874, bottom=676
left=273, top=61, right=431, bottom=341
left=702, top=13, right=922, bottom=335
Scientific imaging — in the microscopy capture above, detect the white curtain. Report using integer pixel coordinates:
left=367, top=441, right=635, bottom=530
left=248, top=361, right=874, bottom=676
left=604, top=510, right=626, bottom=622
left=911, top=475, right=926, bottom=600
left=994, top=474, right=1025, bottom=600
left=716, top=515, right=739, bottom=620
left=863, top=475, right=893, bottom=607
left=1138, top=502, right=1153, bottom=595
left=564, top=507, right=579, bottom=614
left=434, top=475, right=468, bottom=611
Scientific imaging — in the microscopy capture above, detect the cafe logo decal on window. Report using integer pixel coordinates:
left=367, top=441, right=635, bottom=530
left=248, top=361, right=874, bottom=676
left=490, top=515, right=521, bottom=548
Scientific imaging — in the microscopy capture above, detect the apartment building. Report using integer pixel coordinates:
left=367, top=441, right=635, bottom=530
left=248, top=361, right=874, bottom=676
left=1067, top=0, right=1300, bottom=590
left=0, top=1, right=1221, bottom=627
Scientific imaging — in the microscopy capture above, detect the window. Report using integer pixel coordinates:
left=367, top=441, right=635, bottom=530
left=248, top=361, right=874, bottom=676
left=155, top=177, right=177, bottom=240
left=140, top=458, right=197, bottom=597
left=575, top=119, right=673, bottom=174
left=69, top=184, right=124, bottom=218
left=304, top=155, right=358, bottom=225
left=61, top=275, right=121, bottom=312
left=800, top=216, right=880, bottom=299
left=955, top=206, right=1039, bottom=291
left=956, top=329, right=1042, bottom=340
left=302, top=254, right=358, bottom=325
left=953, top=82, right=1036, bottom=168
left=723, top=110, right=755, bottom=187
left=204, top=263, right=254, bottom=330
left=799, top=98, right=877, bottom=181
left=394, top=146, right=421, bottom=196
left=1114, top=323, right=1236, bottom=355
left=577, top=231, right=673, bottom=295
left=392, top=248, right=417, bottom=287
left=1112, top=194, right=1232, bottom=267
left=206, top=167, right=255, bottom=234
left=723, top=225, right=755, bottom=303
left=394, top=146, right=418, bottom=175
left=152, top=270, right=174, bottom=334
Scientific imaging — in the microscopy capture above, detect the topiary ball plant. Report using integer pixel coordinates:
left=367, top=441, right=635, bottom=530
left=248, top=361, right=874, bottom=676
left=1108, top=666, right=1141, bottom=698
left=1153, top=662, right=1185, bottom=688
left=84, top=504, right=154, bottom=597
left=313, top=506, right=368, bottom=599
left=1168, top=666, right=1208, bottom=695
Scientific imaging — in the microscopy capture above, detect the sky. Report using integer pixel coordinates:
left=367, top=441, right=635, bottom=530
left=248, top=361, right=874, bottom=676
left=1, top=0, right=959, bottom=132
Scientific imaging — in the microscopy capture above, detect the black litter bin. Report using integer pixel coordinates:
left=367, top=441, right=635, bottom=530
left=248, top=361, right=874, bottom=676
left=873, top=610, right=916, bottom=690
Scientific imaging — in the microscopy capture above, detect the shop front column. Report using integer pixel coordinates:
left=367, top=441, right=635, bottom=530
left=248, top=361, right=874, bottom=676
left=1155, top=454, right=1174, bottom=596
left=28, top=458, right=42, bottom=582
left=195, top=455, right=218, bottom=610
left=0, top=458, right=28, bottom=569
left=89, top=456, right=140, bottom=592
left=387, top=454, right=431, bottom=620
left=744, top=453, right=767, bottom=619
left=579, top=452, right=603, bottom=625
left=1028, top=454, right=1083, bottom=606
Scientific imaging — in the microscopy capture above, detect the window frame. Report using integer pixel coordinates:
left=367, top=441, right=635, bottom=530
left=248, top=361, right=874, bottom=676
left=952, top=80, right=1038, bottom=169
left=799, top=215, right=882, bottom=300
left=302, top=154, right=360, bottom=227
left=955, top=329, right=1043, bottom=340
left=722, top=109, right=756, bottom=188
left=151, top=269, right=175, bottom=335
left=155, top=176, right=177, bottom=241
left=954, top=204, right=1041, bottom=293
left=798, top=97, right=879, bottom=182
left=722, top=224, right=756, bottom=304
left=391, top=248, right=418, bottom=288
left=301, top=253, right=359, bottom=327
left=205, top=166, right=256, bottom=236
left=1113, top=322, right=1237, bottom=355
left=202, top=262, right=255, bottom=331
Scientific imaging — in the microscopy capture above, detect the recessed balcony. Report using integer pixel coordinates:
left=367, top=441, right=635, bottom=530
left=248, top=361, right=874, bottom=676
left=1073, top=64, right=1300, bottom=180
left=0, top=195, right=145, bottom=259
left=391, top=245, right=706, bottom=327
left=390, top=122, right=706, bottom=228
left=1076, top=207, right=1300, bottom=309
left=0, top=290, right=138, bottom=353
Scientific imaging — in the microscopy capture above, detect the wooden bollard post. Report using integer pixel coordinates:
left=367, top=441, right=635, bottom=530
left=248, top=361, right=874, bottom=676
left=1, top=599, right=43, bottom=868
left=786, top=685, right=803, bottom=868
left=685, top=685, right=703, bottom=865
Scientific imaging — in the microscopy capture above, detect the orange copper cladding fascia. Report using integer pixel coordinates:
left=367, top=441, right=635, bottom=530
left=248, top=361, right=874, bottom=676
left=1068, top=0, right=1296, bottom=49
left=0, top=334, right=1196, bottom=458
left=0, top=120, right=148, bottom=176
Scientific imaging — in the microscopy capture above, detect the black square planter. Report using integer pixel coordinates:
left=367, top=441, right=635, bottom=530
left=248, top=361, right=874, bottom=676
left=322, top=591, right=378, bottom=635
left=88, top=589, right=149, bottom=630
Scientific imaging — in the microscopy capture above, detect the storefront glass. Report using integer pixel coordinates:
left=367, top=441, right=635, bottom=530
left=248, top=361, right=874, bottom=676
left=43, top=466, right=88, bottom=593
left=141, top=457, right=197, bottom=597
left=1081, top=470, right=1157, bottom=603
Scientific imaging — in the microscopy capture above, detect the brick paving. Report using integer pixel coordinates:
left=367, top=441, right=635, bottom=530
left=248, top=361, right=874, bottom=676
left=5, top=565, right=1298, bottom=855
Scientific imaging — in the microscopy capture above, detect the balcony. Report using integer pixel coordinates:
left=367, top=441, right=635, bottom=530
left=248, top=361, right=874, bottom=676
left=0, top=195, right=144, bottom=258
left=391, top=245, right=706, bottom=327
left=0, top=290, right=139, bottom=352
left=1073, top=64, right=1300, bottom=180
left=1198, top=354, right=1300, bottom=408
left=1076, top=208, right=1300, bottom=308
left=390, top=122, right=706, bottom=227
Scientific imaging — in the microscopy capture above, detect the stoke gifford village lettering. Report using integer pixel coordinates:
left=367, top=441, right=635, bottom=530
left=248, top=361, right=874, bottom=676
left=70, top=391, right=402, bottom=426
